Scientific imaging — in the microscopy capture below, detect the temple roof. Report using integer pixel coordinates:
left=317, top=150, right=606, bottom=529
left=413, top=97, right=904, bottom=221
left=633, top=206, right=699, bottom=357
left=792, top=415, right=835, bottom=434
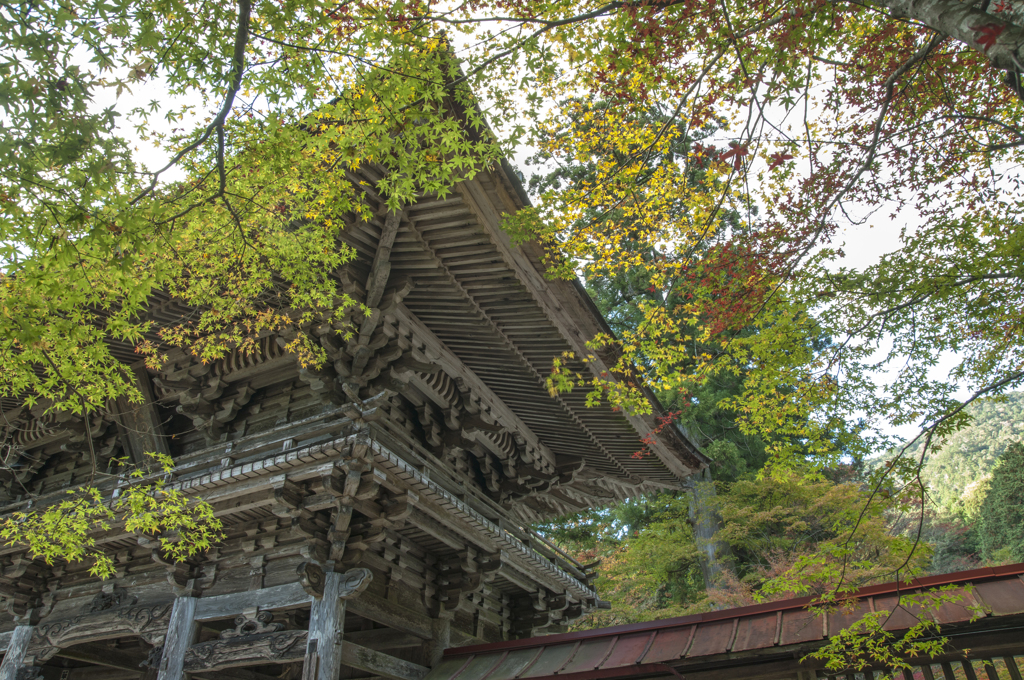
left=0, top=160, right=706, bottom=519
left=339, top=162, right=705, bottom=489
left=428, top=563, right=1024, bottom=680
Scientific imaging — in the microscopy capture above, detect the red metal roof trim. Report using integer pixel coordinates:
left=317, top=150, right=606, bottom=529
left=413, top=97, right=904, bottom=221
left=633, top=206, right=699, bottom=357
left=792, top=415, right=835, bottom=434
left=445, top=563, right=1024, bottom=658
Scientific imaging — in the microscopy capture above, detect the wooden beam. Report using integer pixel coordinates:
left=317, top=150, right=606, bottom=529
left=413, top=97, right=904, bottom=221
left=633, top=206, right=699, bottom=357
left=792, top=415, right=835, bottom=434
left=365, top=211, right=403, bottom=309
left=432, top=183, right=624, bottom=483
left=184, top=629, right=306, bottom=672
left=391, top=306, right=556, bottom=470
left=196, top=669, right=287, bottom=680
left=191, top=580, right=432, bottom=643
left=157, top=596, right=198, bottom=680
left=0, top=625, right=32, bottom=680
left=341, top=642, right=428, bottom=680
left=407, top=507, right=474, bottom=551
left=195, top=582, right=310, bottom=621
left=67, top=669, right=139, bottom=680
left=116, top=363, right=171, bottom=465
left=347, top=595, right=432, bottom=640
left=55, top=645, right=144, bottom=673
left=466, top=172, right=704, bottom=479
left=344, top=629, right=422, bottom=650
left=307, top=580, right=345, bottom=680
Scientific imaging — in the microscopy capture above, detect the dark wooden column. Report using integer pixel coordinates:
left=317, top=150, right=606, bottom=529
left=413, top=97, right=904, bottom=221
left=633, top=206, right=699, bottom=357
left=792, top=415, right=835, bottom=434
left=0, top=625, right=33, bottom=680
left=427, top=612, right=452, bottom=667
left=157, top=596, right=198, bottom=680
left=303, top=568, right=372, bottom=680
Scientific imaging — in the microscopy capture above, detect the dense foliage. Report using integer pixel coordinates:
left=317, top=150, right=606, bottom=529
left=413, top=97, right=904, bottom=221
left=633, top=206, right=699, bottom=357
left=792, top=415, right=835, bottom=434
left=547, top=442, right=1024, bottom=632
left=542, top=469, right=931, bottom=629
left=4, top=0, right=1024, bottom=470
left=526, top=101, right=773, bottom=481
left=0, top=453, right=223, bottom=578
left=4, top=0, right=1024, bottom=608
left=978, top=442, right=1024, bottom=564
left=910, top=392, right=1024, bottom=514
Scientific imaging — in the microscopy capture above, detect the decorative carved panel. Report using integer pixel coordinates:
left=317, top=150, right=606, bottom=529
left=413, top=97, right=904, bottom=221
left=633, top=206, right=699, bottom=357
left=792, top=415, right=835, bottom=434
left=30, top=602, right=173, bottom=653
left=184, top=628, right=307, bottom=672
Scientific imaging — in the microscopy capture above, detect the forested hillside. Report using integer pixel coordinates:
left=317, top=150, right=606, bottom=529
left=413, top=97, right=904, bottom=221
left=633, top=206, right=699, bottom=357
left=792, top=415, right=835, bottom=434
left=912, top=392, right=1024, bottom=513
left=540, top=393, right=1024, bottom=629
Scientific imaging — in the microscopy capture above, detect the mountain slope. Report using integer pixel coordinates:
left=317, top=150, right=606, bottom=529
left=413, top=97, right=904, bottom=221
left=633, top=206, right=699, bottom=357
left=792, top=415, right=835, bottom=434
left=910, top=392, right=1024, bottom=512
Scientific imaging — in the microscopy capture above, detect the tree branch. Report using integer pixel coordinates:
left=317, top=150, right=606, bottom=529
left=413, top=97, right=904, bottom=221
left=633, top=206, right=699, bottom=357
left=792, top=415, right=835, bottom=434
left=131, top=0, right=252, bottom=205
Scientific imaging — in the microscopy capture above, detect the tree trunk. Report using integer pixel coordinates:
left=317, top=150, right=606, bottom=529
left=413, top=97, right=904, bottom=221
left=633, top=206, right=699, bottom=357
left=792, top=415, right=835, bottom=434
left=874, top=0, right=1024, bottom=71
left=687, top=467, right=733, bottom=600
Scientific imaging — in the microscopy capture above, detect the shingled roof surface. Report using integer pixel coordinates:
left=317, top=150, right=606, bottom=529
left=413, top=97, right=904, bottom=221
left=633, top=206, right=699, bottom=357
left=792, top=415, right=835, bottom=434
left=337, top=164, right=706, bottom=497
left=427, top=564, right=1024, bottom=680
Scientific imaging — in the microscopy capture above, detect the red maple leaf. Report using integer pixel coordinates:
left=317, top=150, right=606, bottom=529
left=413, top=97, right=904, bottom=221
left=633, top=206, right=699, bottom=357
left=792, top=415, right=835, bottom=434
left=719, top=142, right=749, bottom=170
left=993, top=0, right=1011, bottom=12
left=971, top=23, right=1005, bottom=52
left=767, top=152, right=794, bottom=171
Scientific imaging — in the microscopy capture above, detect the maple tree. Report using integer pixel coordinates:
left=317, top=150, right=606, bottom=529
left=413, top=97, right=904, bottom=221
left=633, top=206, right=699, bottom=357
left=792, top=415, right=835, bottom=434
left=540, top=469, right=931, bottom=629
left=526, top=99, right=773, bottom=479
left=2, top=0, right=1023, bottom=607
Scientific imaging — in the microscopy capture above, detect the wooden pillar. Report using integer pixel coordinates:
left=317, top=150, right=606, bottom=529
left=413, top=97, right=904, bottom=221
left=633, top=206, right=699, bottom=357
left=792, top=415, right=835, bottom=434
left=303, top=568, right=372, bottom=680
left=427, top=612, right=452, bottom=667
left=307, top=572, right=347, bottom=680
left=0, top=626, right=33, bottom=680
left=157, top=596, right=198, bottom=680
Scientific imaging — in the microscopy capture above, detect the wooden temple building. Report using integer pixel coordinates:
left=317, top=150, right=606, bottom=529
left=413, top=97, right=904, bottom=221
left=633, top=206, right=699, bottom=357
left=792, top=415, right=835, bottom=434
left=0, top=162, right=707, bottom=680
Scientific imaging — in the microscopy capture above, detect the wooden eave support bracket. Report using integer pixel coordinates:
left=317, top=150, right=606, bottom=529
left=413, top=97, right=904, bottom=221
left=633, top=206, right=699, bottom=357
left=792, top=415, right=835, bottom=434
left=352, top=210, right=404, bottom=376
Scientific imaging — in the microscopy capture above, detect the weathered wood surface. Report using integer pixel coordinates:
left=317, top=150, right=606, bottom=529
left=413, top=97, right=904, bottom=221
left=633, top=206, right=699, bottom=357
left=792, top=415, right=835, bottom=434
left=55, top=644, right=147, bottom=673
left=301, top=638, right=318, bottom=680
left=343, top=641, right=429, bottom=680
left=190, top=577, right=435, bottom=640
left=346, top=589, right=433, bottom=640
left=200, top=667, right=286, bottom=680
left=31, top=602, right=173, bottom=651
left=116, top=363, right=172, bottom=464
left=345, top=628, right=422, bottom=650
left=306, top=569, right=371, bottom=680
left=185, top=628, right=307, bottom=672
left=184, top=627, right=426, bottom=680
left=67, top=669, right=140, bottom=680
left=158, top=596, right=198, bottom=680
left=0, top=625, right=32, bottom=680
left=194, top=582, right=310, bottom=621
